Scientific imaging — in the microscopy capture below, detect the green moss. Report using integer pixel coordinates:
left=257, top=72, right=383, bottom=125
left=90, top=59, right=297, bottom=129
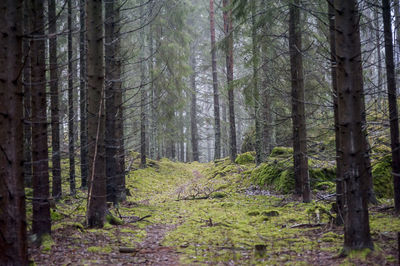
left=269, top=146, right=293, bottom=157
left=87, top=246, right=113, bottom=253
left=41, top=234, right=54, bottom=252
left=314, top=181, right=336, bottom=193
left=372, top=155, right=394, bottom=198
left=50, top=209, right=63, bottom=222
left=210, top=192, right=226, bottom=199
left=235, top=152, right=255, bottom=165
left=106, top=214, right=124, bottom=225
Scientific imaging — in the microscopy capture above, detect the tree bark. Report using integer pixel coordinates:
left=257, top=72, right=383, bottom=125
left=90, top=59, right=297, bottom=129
left=251, top=1, right=262, bottom=165
left=209, top=0, right=221, bottom=160
left=80, top=0, right=88, bottom=189
left=23, top=0, right=32, bottom=188
left=334, top=0, right=373, bottom=252
left=105, top=0, right=118, bottom=203
left=48, top=0, right=62, bottom=199
left=30, top=0, right=51, bottom=238
left=190, top=47, right=199, bottom=162
left=382, top=0, right=400, bottom=213
left=68, top=0, right=76, bottom=195
left=289, top=0, right=310, bottom=202
left=0, top=1, right=29, bottom=263
left=140, top=0, right=147, bottom=168
left=87, top=0, right=106, bottom=228
left=223, top=0, right=237, bottom=162
left=328, top=0, right=343, bottom=225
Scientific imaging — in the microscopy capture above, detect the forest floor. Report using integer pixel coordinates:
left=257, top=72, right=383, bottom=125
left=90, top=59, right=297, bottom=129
left=29, top=158, right=400, bottom=265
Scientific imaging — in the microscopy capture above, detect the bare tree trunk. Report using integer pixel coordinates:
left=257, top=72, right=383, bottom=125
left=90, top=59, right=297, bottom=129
left=334, top=0, right=373, bottom=252
left=0, top=1, right=28, bottom=263
left=382, top=0, right=400, bottom=213
left=289, top=0, right=310, bottom=202
left=209, top=0, right=221, bottom=160
left=375, top=7, right=383, bottom=105
left=87, top=0, right=106, bottom=228
left=190, top=47, right=199, bottom=162
left=105, top=0, right=118, bottom=203
left=23, top=0, right=32, bottom=188
left=140, top=0, right=147, bottom=168
left=148, top=19, right=156, bottom=160
left=48, top=0, right=62, bottom=199
left=328, top=0, right=343, bottom=225
left=30, top=0, right=51, bottom=238
left=251, top=1, right=261, bottom=165
left=223, top=0, right=237, bottom=162
left=80, top=0, right=88, bottom=189
left=68, top=0, right=76, bottom=195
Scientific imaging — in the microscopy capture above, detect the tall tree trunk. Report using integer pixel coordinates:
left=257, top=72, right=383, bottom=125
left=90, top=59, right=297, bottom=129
left=80, top=0, right=88, bottom=189
left=334, top=0, right=374, bottom=252
left=289, top=0, right=311, bottom=202
left=382, top=0, right=400, bottom=213
left=68, top=0, right=76, bottom=195
left=251, top=1, right=262, bottom=165
left=328, top=0, right=343, bottom=225
left=148, top=19, right=156, bottom=160
left=179, top=111, right=185, bottom=162
left=222, top=98, right=228, bottom=157
left=23, top=0, right=32, bottom=188
left=87, top=0, right=106, bottom=228
left=375, top=7, right=383, bottom=105
left=209, top=0, right=221, bottom=160
left=0, top=1, right=28, bottom=263
left=30, top=0, right=51, bottom=238
left=48, top=0, right=62, bottom=199
left=105, top=0, right=118, bottom=203
left=140, top=0, right=147, bottom=168
left=223, top=0, right=237, bottom=162
left=190, top=48, right=199, bottom=162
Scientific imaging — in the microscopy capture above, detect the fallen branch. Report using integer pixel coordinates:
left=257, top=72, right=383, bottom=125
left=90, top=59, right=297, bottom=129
left=126, top=214, right=152, bottom=223
left=119, top=247, right=137, bottom=253
left=175, top=196, right=210, bottom=201
left=290, top=223, right=325, bottom=228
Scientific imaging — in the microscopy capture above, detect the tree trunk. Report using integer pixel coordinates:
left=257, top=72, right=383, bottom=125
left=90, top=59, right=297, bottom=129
left=375, top=7, right=383, bottom=105
left=87, top=0, right=106, bottom=228
left=30, top=0, right=51, bottom=238
left=190, top=47, right=199, bottom=162
left=382, top=0, right=400, bottom=213
left=48, top=0, right=62, bottom=199
left=0, top=1, right=28, bottom=263
left=209, top=0, right=221, bottom=160
left=251, top=1, right=262, bottom=165
left=140, top=0, right=147, bottom=168
left=105, top=0, right=118, bottom=203
left=328, top=0, right=343, bottom=225
left=68, top=0, right=76, bottom=195
left=334, top=0, right=373, bottom=252
left=80, top=0, right=88, bottom=189
left=23, top=0, right=32, bottom=188
left=223, top=0, right=237, bottom=162
left=289, top=0, right=310, bottom=202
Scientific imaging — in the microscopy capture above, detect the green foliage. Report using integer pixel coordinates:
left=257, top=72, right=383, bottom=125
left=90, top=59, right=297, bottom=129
left=87, top=246, right=112, bottom=253
left=235, top=152, right=255, bottom=165
left=41, top=234, right=54, bottom=252
left=106, top=214, right=124, bottom=226
left=269, top=146, right=293, bottom=158
left=50, top=209, right=63, bottom=222
left=372, top=155, right=394, bottom=198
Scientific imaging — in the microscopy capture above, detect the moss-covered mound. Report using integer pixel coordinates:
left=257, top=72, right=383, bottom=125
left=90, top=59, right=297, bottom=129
left=372, top=154, right=393, bottom=198
left=250, top=147, right=335, bottom=194
left=235, top=152, right=255, bottom=165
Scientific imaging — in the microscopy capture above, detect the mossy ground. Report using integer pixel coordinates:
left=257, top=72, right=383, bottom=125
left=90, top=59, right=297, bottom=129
left=29, top=156, right=400, bottom=265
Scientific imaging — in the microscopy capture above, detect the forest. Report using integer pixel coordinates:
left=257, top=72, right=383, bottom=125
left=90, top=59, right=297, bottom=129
left=1, top=0, right=400, bottom=265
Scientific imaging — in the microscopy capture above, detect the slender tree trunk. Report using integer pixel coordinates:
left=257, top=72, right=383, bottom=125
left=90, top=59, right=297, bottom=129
left=375, top=7, right=383, bottom=104
left=0, top=1, right=28, bottom=263
left=48, top=0, right=62, bottom=199
left=221, top=99, right=228, bottom=158
left=260, top=35, right=271, bottom=160
left=209, top=0, right=221, bottom=160
left=328, top=0, right=343, bottom=225
left=148, top=21, right=156, bottom=160
left=140, top=0, right=147, bottom=168
left=179, top=111, right=185, bottom=162
left=105, top=0, right=118, bottom=203
left=334, top=0, right=373, bottom=252
left=223, top=0, right=237, bottom=162
left=382, top=0, right=400, bottom=213
left=30, top=0, right=51, bottom=238
left=289, top=0, right=310, bottom=202
left=87, top=0, right=106, bottom=228
left=251, top=1, right=262, bottom=165
left=190, top=48, right=199, bottom=162
left=23, top=0, right=32, bottom=188
left=80, top=0, right=88, bottom=189
left=68, top=0, right=76, bottom=195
